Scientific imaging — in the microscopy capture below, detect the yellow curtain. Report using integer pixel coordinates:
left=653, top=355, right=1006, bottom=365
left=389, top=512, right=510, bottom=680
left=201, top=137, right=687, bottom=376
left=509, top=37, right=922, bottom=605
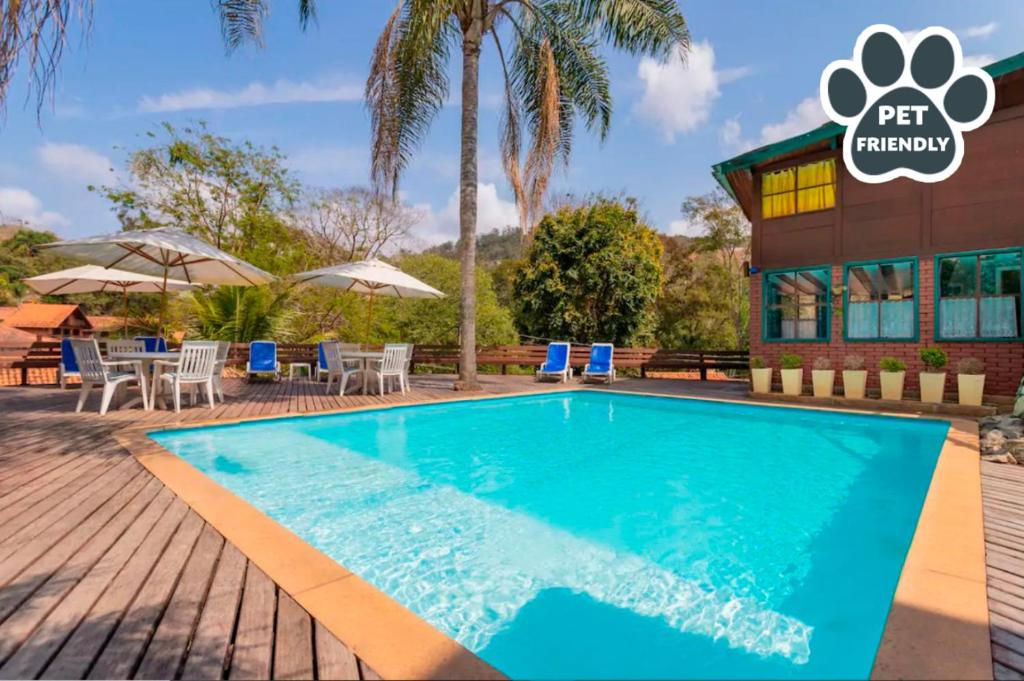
left=761, top=167, right=796, bottom=218
left=796, top=160, right=836, bottom=212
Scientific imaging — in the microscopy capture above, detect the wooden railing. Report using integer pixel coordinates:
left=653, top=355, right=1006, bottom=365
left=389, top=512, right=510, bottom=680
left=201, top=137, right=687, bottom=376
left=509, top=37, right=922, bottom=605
left=0, top=341, right=749, bottom=386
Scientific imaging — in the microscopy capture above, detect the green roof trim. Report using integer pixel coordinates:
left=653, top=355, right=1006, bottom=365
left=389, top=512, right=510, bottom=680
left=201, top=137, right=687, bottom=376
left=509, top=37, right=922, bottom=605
left=710, top=50, right=1024, bottom=197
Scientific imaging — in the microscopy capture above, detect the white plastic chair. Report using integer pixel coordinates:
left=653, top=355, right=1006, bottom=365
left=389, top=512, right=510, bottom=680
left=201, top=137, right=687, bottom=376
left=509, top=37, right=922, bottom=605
left=154, top=341, right=219, bottom=413
left=369, top=344, right=408, bottom=395
left=402, top=343, right=414, bottom=388
left=212, top=341, right=231, bottom=402
left=69, top=338, right=149, bottom=416
left=323, top=341, right=362, bottom=396
left=105, top=339, right=146, bottom=357
left=58, top=338, right=81, bottom=389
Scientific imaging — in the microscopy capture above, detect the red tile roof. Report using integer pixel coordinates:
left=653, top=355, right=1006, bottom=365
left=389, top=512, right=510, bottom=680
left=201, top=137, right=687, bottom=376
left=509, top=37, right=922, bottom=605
left=0, top=323, right=45, bottom=344
left=86, top=315, right=128, bottom=331
left=4, top=303, right=91, bottom=330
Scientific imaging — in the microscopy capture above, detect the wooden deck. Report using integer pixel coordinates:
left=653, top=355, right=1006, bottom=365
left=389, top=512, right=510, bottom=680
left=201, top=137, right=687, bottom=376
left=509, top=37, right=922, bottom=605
left=981, top=461, right=1024, bottom=680
left=0, top=374, right=1015, bottom=679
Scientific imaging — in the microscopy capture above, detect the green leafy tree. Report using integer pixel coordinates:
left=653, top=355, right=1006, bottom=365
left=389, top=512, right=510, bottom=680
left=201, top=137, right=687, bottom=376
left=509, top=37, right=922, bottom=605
left=654, top=190, right=750, bottom=350
left=187, top=286, right=293, bottom=343
left=513, top=198, right=662, bottom=345
left=375, top=253, right=517, bottom=346
left=93, top=121, right=305, bottom=276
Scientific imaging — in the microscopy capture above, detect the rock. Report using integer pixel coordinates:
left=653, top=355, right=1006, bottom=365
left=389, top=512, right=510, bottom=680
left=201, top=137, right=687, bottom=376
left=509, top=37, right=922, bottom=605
left=980, top=415, right=1024, bottom=439
left=1006, top=438, right=1024, bottom=464
left=983, top=429, right=1008, bottom=452
left=982, top=452, right=1017, bottom=464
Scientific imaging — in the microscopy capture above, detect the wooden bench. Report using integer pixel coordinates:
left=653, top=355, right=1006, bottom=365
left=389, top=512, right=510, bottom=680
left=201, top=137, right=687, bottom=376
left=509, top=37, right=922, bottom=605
left=641, top=349, right=750, bottom=380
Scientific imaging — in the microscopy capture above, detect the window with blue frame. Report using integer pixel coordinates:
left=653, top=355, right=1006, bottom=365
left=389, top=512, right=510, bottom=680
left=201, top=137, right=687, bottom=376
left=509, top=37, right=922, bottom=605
left=763, top=267, right=830, bottom=341
left=937, top=250, right=1023, bottom=340
left=844, top=259, right=917, bottom=340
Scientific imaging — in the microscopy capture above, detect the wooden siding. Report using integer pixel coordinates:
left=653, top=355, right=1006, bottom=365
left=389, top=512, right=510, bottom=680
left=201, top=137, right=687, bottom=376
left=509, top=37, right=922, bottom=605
left=751, top=105, right=1024, bottom=270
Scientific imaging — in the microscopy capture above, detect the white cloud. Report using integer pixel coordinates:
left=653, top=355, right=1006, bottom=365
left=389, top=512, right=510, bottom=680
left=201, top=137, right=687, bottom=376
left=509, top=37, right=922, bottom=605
left=37, top=143, right=115, bottom=185
left=963, top=22, right=998, bottom=39
left=138, top=77, right=362, bottom=113
left=759, top=97, right=828, bottom=145
left=414, top=183, right=519, bottom=244
left=666, top=218, right=701, bottom=237
left=0, top=187, right=70, bottom=229
left=719, top=115, right=751, bottom=154
left=963, top=53, right=997, bottom=69
left=634, top=41, right=749, bottom=142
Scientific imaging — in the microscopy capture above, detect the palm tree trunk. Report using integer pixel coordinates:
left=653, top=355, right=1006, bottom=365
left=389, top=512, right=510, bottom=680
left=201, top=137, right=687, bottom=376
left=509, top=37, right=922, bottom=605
left=454, top=4, right=484, bottom=391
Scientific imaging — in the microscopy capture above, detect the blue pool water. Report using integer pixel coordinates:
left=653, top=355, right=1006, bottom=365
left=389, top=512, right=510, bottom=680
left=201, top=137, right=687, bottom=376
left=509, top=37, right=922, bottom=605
left=151, top=392, right=949, bottom=679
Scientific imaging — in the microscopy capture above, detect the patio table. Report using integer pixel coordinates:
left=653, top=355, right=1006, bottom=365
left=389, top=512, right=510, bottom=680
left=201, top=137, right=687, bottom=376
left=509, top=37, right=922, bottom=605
left=109, top=351, right=180, bottom=411
left=339, top=350, right=385, bottom=395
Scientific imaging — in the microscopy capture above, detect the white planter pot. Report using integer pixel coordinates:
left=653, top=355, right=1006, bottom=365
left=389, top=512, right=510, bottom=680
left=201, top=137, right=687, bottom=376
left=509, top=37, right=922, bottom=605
left=958, top=374, right=986, bottom=406
left=751, top=367, right=773, bottom=393
left=781, top=368, right=804, bottom=396
left=919, top=371, right=946, bottom=404
left=880, top=371, right=905, bottom=401
left=843, top=370, right=867, bottom=400
left=812, top=369, right=835, bottom=398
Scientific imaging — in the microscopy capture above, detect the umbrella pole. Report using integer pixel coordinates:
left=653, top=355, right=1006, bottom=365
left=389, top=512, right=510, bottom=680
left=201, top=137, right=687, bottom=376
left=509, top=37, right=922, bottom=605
left=158, top=269, right=169, bottom=339
left=365, top=291, right=375, bottom=346
left=123, top=289, right=130, bottom=337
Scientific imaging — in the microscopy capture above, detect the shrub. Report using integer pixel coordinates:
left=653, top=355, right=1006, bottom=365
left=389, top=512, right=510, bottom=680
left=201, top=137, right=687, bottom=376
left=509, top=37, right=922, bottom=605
left=879, top=356, right=907, bottom=373
left=919, top=347, right=948, bottom=372
left=779, top=353, right=803, bottom=370
left=812, top=356, right=832, bottom=371
left=843, top=354, right=865, bottom=371
left=750, top=357, right=766, bottom=369
left=957, top=357, right=984, bottom=375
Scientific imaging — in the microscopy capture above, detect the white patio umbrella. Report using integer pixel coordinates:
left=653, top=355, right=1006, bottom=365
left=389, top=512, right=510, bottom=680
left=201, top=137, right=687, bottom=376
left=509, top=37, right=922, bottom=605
left=293, top=258, right=444, bottom=341
left=23, top=265, right=196, bottom=334
left=41, top=228, right=275, bottom=334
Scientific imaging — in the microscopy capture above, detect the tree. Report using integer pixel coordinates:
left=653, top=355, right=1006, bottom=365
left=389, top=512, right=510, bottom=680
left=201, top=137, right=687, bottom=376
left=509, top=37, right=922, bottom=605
left=654, top=190, right=750, bottom=350
left=294, top=187, right=420, bottom=266
left=92, top=121, right=304, bottom=276
left=364, top=1, right=689, bottom=389
left=513, top=198, right=662, bottom=345
left=376, top=253, right=517, bottom=347
left=683, top=189, right=750, bottom=348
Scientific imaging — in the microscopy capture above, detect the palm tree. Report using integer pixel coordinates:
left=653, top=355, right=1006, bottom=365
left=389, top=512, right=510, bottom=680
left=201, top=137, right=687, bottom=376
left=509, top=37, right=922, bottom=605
left=366, top=1, right=689, bottom=389
left=0, top=0, right=689, bottom=391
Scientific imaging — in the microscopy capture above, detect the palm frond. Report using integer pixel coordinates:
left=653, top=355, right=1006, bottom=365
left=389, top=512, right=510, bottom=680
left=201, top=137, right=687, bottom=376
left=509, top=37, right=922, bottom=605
left=366, top=0, right=458, bottom=197
left=573, top=0, right=690, bottom=59
left=0, top=0, right=93, bottom=121
left=215, top=0, right=269, bottom=51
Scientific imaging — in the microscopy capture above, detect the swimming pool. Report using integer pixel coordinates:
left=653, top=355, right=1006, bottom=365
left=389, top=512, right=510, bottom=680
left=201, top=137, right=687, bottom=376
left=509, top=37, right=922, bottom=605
left=151, top=391, right=950, bottom=679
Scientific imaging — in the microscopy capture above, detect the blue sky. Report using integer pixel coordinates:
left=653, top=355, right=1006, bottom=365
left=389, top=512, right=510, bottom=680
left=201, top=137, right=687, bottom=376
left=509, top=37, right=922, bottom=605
left=0, top=1, right=1020, bottom=246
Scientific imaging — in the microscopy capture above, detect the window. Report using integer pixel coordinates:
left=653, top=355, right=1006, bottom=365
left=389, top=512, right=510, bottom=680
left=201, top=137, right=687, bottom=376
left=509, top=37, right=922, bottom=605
left=937, top=249, right=1023, bottom=340
left=844, top=259, right=917, bottom=340
left=763, top=266, right=831, bottom=341
left=761, top=159, right=837, bottom=219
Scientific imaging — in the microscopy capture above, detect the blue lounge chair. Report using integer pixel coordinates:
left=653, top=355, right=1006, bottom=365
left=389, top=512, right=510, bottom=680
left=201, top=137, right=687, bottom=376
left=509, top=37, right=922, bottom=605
left=58, top=337, right=81, bottom=389
left=247, top=340, right=281, bottom=382
left=134, top=336, right=168, bottom=353
left=582, top=343, right=616, bottom=383
left=536, top=342, right=572, bottom=383
left=316, top=341, right=329, bottom=382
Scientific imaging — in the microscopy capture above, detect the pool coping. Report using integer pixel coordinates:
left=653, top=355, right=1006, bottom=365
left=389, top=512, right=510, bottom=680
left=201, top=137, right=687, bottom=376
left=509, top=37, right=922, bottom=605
left=116, top=385, right=991, bottom=680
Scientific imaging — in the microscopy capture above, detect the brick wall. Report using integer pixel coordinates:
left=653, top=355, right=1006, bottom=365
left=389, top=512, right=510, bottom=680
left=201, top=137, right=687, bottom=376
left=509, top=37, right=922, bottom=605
left=749, top=257, right=1024, bottom=396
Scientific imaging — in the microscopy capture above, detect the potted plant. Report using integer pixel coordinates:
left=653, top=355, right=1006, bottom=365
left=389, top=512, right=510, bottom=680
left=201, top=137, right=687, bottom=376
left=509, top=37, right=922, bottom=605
left=918, top=347, right=948, bottom=404
left=957, top=357, right=986, bottom=406
left=779, top=353, right=804, bottom=396
left=750, top=357, right=772, bottom=393
left=811, top=357, right=835, bottom=398
left=842, top=355, right=867, bottom=399
left=879, top=356, right=907, bottom=400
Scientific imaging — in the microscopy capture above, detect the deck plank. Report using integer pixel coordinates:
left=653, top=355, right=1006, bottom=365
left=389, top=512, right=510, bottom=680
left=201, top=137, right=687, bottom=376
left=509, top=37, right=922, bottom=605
left=134, top=524, right=224, bottom=679
left=181, top=542, right=247, bottom=680
left=229, top=563, right=276, bottom=680
left=314, top=620, right=359, bottom=681
left=273, top=591, right=313, bottom=680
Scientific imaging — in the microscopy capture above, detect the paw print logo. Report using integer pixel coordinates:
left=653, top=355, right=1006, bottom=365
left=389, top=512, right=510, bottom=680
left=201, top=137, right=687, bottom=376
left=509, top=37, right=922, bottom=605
left=820, top=25, right=994, bottom=183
